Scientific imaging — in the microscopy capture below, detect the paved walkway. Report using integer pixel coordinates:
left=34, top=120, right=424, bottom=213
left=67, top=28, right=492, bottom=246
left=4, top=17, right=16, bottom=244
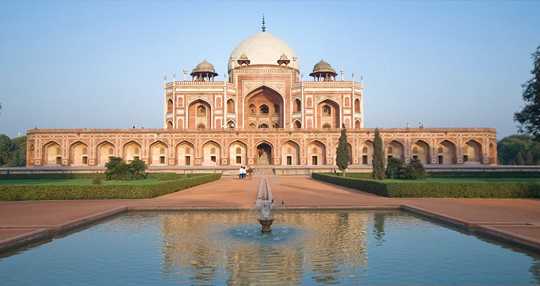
left=1, top=176, right=540, bottom=253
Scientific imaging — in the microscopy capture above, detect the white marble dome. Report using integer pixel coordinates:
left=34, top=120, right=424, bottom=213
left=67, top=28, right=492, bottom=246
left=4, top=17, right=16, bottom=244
left=228, top=32, right=299, bottom=71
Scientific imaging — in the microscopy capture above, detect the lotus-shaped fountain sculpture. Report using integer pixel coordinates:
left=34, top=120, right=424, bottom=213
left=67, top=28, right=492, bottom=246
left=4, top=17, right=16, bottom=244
left=255, top=178, right=275, bottom=233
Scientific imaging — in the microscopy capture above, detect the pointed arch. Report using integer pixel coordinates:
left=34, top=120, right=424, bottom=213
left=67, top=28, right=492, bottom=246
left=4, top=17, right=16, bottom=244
left=412, top=140, right=430, bottom=164
left=437, top=140, right=456, bottom=165
left=97, top=140, right=116, bottom=166
left=176, top=141, right=194, bottom=166
left=202, top=140, right=221, bottom=166
left=227, top=98, right=235, bottom=113
left=123, top=141, right=142, bottom=163
left=167, top=99, right=173, bottom=113
left=360, top=140, right=374, bottom=165
left=317, top=99, right=340, bottom=128
left=386, top=140, right=405, bottom=162
left=255, top=140, right=274, bottom=165
left=149, top=141, right=168, bottom=166
left=293, top=120, right=302, bottom=129
left=463, top=140, right=482, bottom=164
left=281, top=140, right=300, bottom=165
left=244, top=86, right=284, bottom=130
left=229, top=140, right=248, bottom=166
left=43, top=141, right=62, bottom=166
left=293, top=98, right=302, bottom=113
left=188, top=99, right=212, bottom=129
left=307, top=140, right=326, bottom=165
left=69, top=141, right=88, bottom=166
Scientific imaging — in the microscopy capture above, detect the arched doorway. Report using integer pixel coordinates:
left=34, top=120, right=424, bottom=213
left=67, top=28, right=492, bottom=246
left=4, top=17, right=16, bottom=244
left=307, top=141, right=326, bottom=165
left=97, top=141, right=115, bottom=166
left=44, top=142, right=62, bottom=165
left=412, top=140, right=430, bottom=165
left=177, top=141, right=194, bottom=166
left=229, top=141, right=247, bottom=166
left=463, top=140, right=482, bottom=164
left=124, top=141, right=142, bottom=163
left=386, top=140, right=405, bottom=162
left=202, top=141, right=220, bottom=166
left=188, top=99, right=211, bottom=129
left=244, top=86, right=284, bottom=129
left=360, top=140, right=373, bottom=165
left=149, top=141, right=168, bottom=166
left=317, top=99, right=340, bottom=128
left=437, top=140, right=456, bottom=165
left=281, top=141, right=300, bottom=165
left=256, top=142, right=272, bottom=165
left=70, top=142, right=88, bottom=166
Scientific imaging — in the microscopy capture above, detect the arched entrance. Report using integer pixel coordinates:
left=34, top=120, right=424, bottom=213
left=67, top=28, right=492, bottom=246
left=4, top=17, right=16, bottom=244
left=244, top=86, right=284, bottom=129
left=256, top=142, right=272, bottom=165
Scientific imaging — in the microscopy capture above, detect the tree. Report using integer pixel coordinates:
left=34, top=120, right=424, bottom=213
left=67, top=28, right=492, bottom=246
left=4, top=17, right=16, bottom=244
left=335, top=128, right=350, bottom=176
left=371, top=128, right=385, bottom=180
left=129, top=158, right=147, bottom=180
left=497, top=134, right=540, bottom=165
left=104, top=157, right=129, bottom=180
left=402, top=159, right=428, bottom=180
left=515, top=45, right=540, bottom=140
left=0, top=134, right=26, bottom=167
left=385, top=157, right=404, bottom=179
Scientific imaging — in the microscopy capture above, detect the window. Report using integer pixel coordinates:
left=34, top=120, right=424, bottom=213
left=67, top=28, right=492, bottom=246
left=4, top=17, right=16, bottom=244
left=211, top=147, right=216, bottom=154
left=287, top=156, right=292, bottom=165
left=108, top=148, right=114, bottom=155
left=82, top=156, right=88, bottom=164
left=185, top=156, right=191, bottom=165
left=236, top=147, right=241, bottom=154
left=363, top=147, right=368, bottom=154
left=197, top=106, right=206, bottom=116
left=160, top=156, right=165, bottom=164
left=134, top=147, right=140, bottom=154
left=160, top=148, right=165, bottom=155
left=211, top=156, right=216, bottom=162
left=236, top=156, right=241, bottom=164
left=322, top=105, right=331, bottom=116
left=312, top=156, right=318, bottom=165
left=362, top=155, right=368, bottom=165
left=56, top=157, right=61, bottom=165
left=134, top=156, right=140, bottom=161
left=387, top=147, right=393, bottom=154
left=260, top=105, right=269, bottom=114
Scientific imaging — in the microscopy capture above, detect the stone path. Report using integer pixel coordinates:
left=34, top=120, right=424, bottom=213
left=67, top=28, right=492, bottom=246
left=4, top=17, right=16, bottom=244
left=1, top=176, right=540, bottom=253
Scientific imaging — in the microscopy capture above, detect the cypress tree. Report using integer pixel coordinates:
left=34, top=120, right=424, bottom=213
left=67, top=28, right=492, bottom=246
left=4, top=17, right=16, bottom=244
left=336, top=128, right=350, bottom=176
left=372, top=128, right=385, bottom=180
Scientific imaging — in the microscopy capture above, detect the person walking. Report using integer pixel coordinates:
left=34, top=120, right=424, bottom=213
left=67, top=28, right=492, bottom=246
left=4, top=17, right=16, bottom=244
left=247, top=165, right=253, bottom=180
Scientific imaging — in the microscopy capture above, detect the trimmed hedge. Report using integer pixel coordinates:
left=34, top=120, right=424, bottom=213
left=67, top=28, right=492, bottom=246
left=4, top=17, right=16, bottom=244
left=0, top=172, right=192, bottom=181
left=428, top=171, right=540, bottom=178
left=0, top=173, right=221, bottom=201
left=312, top=173, right=540, bottom=198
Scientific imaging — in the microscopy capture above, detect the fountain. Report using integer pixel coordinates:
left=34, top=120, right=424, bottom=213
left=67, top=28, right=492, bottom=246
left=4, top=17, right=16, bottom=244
left=255, top=177, right=275, bottom=233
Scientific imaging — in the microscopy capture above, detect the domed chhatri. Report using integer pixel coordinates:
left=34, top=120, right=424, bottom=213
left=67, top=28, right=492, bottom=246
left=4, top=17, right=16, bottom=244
left=309, top=59, right=337, bottom=81
left=228, top=32, right=299, bottom=71
left=190, top=60, right=218, bottom=81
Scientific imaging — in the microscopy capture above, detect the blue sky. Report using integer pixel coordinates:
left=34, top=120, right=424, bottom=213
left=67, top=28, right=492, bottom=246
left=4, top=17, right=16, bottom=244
left=1, top=1, right=539, bottom=139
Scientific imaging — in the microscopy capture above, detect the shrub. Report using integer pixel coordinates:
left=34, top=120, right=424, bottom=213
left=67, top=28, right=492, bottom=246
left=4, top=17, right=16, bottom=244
left=401, top=159, right=427, bottom=180
left=311, top=173, right=540, bottom=198
left=0, top=173, right=221, bottom=201
left=92, top=175, right=102, bottom=185
left=386, top=157, right=404, bottom=179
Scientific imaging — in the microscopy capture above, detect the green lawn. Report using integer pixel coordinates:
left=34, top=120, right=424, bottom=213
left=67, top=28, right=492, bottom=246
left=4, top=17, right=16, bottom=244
left=0, top=178, right=161, bottom=186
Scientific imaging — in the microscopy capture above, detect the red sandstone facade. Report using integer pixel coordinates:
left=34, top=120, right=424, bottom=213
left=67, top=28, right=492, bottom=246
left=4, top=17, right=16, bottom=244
left=26, top=30, right=497, bottom=168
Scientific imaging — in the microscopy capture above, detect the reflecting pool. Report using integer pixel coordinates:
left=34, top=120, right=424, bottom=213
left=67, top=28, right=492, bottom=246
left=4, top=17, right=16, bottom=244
left=1, top=210, right=539, bottom=285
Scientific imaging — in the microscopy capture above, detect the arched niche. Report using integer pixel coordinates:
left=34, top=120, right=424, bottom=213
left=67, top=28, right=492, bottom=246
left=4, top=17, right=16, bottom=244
left=437, top=140, right=456, bottom=164
left=97, top=141, right=115, bottom=166
left=123, top=141, right=142, bottom=163
left=43, top=141, right=62, bottom=165
left=463, top=140, right=482, bottom=164
left=70, top=141, right=88, bottom=166
left=317, top=99, right=340, bottom=128
left=244, top=86, right=284, bottom=130
left=229, top=141, right=247, bottom=166
left=281, top=140, right=300, bottom=165
left=188, top=99, right=211, bottom=129
left=149, top=141, right=168, bottom=166
left=360, top=140, right=374, bottom=165
left=202, top=141, right=221, bottom=166
left=307, top=140, right=326, bottom=165
left=412, top=140, right=430, bottom=165
left=177, top=141, right=194, bottom=166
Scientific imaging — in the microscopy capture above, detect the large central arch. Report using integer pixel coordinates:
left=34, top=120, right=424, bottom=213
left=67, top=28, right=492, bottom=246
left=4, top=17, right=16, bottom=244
left=244, top=86, right=284, bottom=129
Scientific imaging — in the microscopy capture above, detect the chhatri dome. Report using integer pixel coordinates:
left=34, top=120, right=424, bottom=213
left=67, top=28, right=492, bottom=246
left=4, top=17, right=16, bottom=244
left=228, top=29, right=299, bottom=71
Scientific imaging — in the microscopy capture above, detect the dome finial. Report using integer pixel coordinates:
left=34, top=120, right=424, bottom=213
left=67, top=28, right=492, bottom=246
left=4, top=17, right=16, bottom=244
left=262, top=14, right=266, bottom=32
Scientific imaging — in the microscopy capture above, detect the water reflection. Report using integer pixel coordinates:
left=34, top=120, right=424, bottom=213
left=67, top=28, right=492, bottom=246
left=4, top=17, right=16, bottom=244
left=158, top=211, right=370, bottom=285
